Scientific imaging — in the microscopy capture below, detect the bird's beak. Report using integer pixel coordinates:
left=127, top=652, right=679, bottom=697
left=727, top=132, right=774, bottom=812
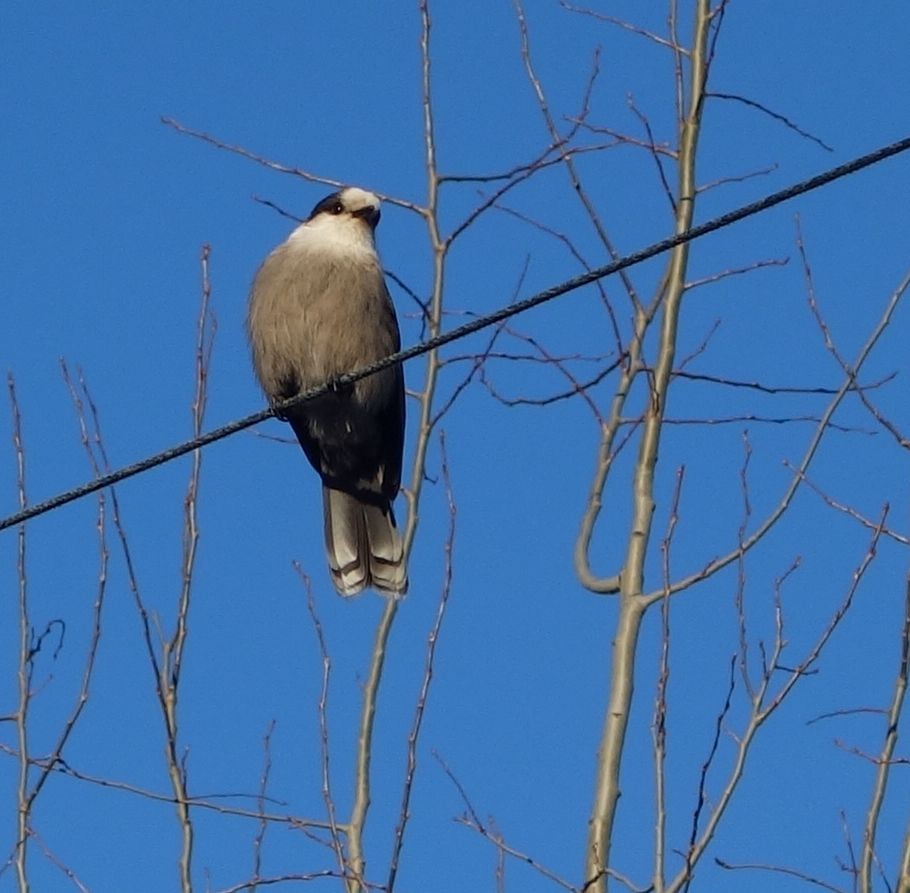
left=352, top=205, right=381, bottom=228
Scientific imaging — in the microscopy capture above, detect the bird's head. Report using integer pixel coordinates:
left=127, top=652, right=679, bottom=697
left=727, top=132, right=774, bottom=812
left=289, top=187, right=382, bottom=254
left=309, top=187, right=381, bottom=229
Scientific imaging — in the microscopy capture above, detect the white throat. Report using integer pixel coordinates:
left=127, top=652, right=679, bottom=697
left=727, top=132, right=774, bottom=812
left=287, top=214, right=377, bottom=257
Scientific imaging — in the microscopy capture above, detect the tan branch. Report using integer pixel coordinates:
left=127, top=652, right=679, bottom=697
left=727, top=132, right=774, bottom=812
left=586, top=3, right=711, bottom=885
left=653, top=466, right=686, bottom=893
left=860, top=575, right=910, bottom=892
left=8, top=373, right=31, bottom=891
left=899, top=823, right=910, bottom=893
left=298, top=568, right=349, bottom=880
left=346, top=3, right=447, bottom=888
left=387, top=432, right=457, bottom=891
left=24, top=363, right=111, bottom=811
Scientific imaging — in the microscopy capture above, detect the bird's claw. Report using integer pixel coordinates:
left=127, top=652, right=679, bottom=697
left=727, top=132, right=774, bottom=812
left=270, top=400, right=292, bottom=421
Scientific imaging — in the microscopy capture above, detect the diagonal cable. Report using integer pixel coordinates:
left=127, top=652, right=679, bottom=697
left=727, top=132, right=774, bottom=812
left=2, top=134, right=910, bottom=533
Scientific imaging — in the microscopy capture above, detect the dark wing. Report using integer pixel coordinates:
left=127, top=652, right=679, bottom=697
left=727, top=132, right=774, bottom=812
left=377, top=280, right=405, bottom=503
left=380, top=359, right=405, bottom=503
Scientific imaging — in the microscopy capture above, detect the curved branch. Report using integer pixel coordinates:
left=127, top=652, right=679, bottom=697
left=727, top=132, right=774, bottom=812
left=585, top=2, right=712, bottom=887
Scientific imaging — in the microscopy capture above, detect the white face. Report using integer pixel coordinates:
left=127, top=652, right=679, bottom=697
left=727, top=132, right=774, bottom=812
left=337, top=187, right=380, bottom=217
left=288, top=187, right=381, bottom=254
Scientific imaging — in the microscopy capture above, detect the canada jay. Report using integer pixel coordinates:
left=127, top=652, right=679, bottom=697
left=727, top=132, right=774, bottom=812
left=247, top=187, right=408, bottom=597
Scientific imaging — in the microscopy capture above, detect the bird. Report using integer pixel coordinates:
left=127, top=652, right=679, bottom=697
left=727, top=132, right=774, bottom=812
left=247, top=186, right=408, bottom=597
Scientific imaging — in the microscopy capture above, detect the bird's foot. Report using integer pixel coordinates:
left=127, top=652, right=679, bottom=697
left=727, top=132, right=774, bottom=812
left=270, top=399, right=293, bottom=421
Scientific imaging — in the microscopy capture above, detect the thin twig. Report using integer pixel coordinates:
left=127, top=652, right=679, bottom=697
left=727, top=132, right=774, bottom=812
left=627, top=94, right=676, bottom=214
left=0, top=748, right=331, bottom=828
left=561, top=2, right=690, bottom=55
left=430, top=266, right=526, bottom=430
left=26, top=362, right=111, bottom=808
left=161, top=117, right=422, bottom=214
left=683, top=257, right=788, bottom=290
left=387, top=431, right=457, bottom=891
left=297, top=566, right=349, bottom=881
left=8, top=374, right=31, bottom=889
left=515, top=0, right=643, bottom=310
left=798, top=220, right=910, bottom=450
left=672, top=368, right=895, bottom=396
left=28, top=829, right=90, bottom=893
left=165, top=243, right=216, bottom=891
left=735, top=431, right=755, bottom=700
left=436, top=753, right=621, bottom=892
left=492, top=201, right=623, bottom=354
left=660, top=414, right=873, bottom=432
left=784, top=461, right=909, bottom=545
left=714, top=857, right=847, bottom=893
left=683, top=656, right=736, bottom=891
left=479, top=324, right=620, bottom=424
left=212, top=869, right=384, bottom=893
left=653, top=466, right=685, bottom=893
left=250, top=720, right=276, bottom=890
left=74, top=368, right=162, bottom=690
left=695, top=162, right=778, bottom=194
left=806, top=706, right=889, bottom=726
left=706, top=92, right=834, bottom=152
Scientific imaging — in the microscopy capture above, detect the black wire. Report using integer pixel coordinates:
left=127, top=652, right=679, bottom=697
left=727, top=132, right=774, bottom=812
left=3, top=134, right=910, bottom=533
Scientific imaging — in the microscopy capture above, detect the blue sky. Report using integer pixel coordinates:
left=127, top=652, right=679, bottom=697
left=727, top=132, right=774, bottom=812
left=2, top=2, right=909, bottom=891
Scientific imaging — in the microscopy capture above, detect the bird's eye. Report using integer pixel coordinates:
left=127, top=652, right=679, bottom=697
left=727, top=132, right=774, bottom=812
left=330, top=202, right=344, bottom=215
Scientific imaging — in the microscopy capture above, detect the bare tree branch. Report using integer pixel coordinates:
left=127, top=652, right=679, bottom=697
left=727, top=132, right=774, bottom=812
left=695, top=162, right=779, bottom=193
left=664, top=513, right=887, bottom=893
left=784, top=461, right=910, bottom=545
left=644, top=262, right=909, bottom=604
left=798, top=220, right=910, bottom=450
left=514, top=0, right=643, bottom=310
left=297, top=567, right=349, bottom=882
left=683, top=257, right=788, bottom=290
left=714, top=857, right=848, bottom=893
left=653, top=466, right=686, bottom=893
left=7, top=373, right=31, bottom=889
left=250, top=720, right=276, bottom=890
left=586, top=6, right=712, bottom=886
left=561, top=3, right=691, bottom=55
left=346, top=4, right=450, bottom=889
left=161, top=117, right=423, bottom=215
left=706, top=92, right=834, bottom=152
left=861, top=575, right=910, bottom=892
left=388, top=432, right=457, bottom=891
left=672, top=368, right=896, bottom=396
